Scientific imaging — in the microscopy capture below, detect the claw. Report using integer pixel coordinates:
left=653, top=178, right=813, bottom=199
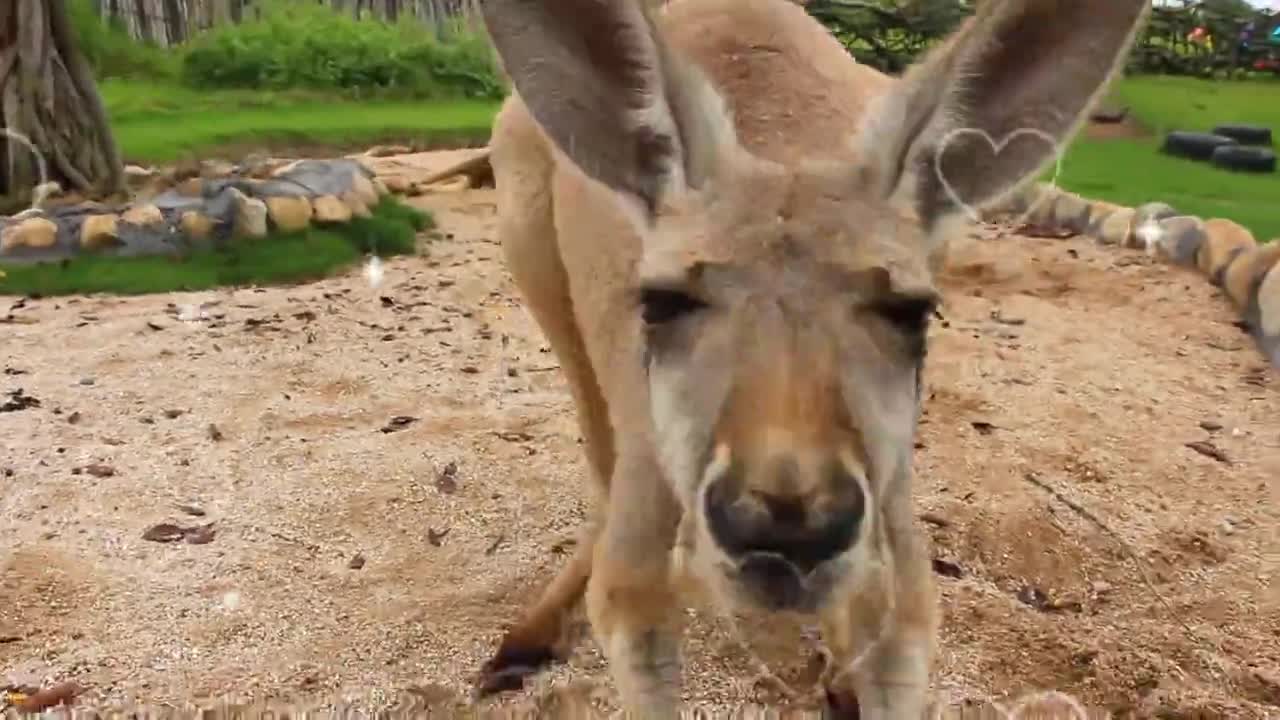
left=474, top=641, right=562, bottom=697
left=822, top=688, right=861, bottom=720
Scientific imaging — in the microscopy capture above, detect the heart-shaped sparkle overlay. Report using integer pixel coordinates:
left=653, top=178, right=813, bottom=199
left=932, top=126, right=1067, bottom=225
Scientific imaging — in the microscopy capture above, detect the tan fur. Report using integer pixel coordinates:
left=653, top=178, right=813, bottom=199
left=473, top=0, right=1149, bottom=715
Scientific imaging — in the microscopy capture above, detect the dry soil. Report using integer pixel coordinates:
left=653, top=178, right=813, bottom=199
left=2, top=151, right=1278, bottom=718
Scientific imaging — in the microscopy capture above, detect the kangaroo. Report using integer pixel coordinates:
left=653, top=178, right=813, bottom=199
left=471, top=0, right=1149, bottom=716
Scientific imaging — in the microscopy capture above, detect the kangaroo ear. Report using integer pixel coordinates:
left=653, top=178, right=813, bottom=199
left=853, top=0, right=1150, bottom=231
left=478, top=0, right=734, bottom=219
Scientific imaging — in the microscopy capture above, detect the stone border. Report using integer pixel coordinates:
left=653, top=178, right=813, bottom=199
left=981, top=182, right=1280, bottom=369
left=0, top=158, right=395, bottom=266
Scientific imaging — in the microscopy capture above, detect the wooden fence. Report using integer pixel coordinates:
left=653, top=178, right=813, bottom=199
left=94, top=0, right=1280, bottom=76
left=95, top=0, right=480, bottom=47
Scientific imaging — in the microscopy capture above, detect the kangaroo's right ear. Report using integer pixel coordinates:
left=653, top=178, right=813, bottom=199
left=479, top=0, right=735, bottom=219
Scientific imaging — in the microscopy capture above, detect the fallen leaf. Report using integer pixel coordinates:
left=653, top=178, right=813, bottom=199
left=435, top=461, right=458, bottom=494
left=380, top=415, right=419, bottom=433
left=495, top=430, right=534, bottom=443
left=14, top=682, right=82, bottom=712
left=142, top=523, right=187, bottom=543
left=142, top=522, right=216, bottom=544
left=348, top=553, right=366, bottom=570
left=970, top=421, right=997, bottom=435
left=931, top=558, right=964, bottom=579
left=0, top=389, right=40, bottom=413
left=185, top=524, right=216, bottom=545
left=485, top=534, right=506, bottom=556
left=1185, top=441, right=1231, bottom=465
left=83, top=463, right=116, bottom=478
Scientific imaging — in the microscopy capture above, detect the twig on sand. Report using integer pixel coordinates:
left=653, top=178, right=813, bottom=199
left=1021, top=472, right=1205, bottom=651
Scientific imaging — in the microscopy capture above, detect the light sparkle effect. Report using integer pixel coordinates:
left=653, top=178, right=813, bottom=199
left=362, top=254, right=385, bottom=289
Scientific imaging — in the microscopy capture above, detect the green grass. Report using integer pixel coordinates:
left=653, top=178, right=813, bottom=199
left=103, top=79, right=500, bottom=165
left=0, top=198, right=430, bottom=297
left=1057, top=74, right=1280, bottom=241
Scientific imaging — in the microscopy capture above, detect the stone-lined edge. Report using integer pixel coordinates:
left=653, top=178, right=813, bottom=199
left=0, top=158, right=398, bottom=267
left=980, top=182, right=1280, bottom=369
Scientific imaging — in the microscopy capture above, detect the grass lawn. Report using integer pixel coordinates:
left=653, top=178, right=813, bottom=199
left=103, top=79, right=501, bottom=165
left=0, top=198, right=429, bottom=297
left=1057, top=74, right=1280, bottom=241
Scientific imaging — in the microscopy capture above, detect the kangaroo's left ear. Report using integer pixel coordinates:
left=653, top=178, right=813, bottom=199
left=852, top=0, right=1150, bottom=232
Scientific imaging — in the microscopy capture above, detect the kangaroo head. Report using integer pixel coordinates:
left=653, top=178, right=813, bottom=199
left=481, top=0, right=1149, bottom=612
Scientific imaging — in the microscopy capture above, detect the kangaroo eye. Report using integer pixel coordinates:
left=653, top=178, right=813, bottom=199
left=871, top=296, right=937, bottom=341
left=639, top=288, right=706, bottom=325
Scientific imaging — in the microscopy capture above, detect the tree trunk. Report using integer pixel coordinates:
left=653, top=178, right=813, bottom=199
left=0, top=0, right=124, bottom=213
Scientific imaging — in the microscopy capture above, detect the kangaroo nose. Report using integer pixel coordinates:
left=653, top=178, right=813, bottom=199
left=703, top=463, right=865, bottom=574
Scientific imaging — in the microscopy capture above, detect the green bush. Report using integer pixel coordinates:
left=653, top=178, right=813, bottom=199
left=68, top=0, right=179, bottom=81
left=179, top=2, right=502, bottom=99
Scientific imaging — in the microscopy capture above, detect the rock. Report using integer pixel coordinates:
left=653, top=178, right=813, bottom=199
left=1257, top=264, right=1280, bottom=366
left=406, top=182, right=425, bottom=197
left=0, top=217, right=58, bottom=252
left=32, top=181, right=63, bottom=206
left=1197, top=218, right=1257, bottom=285
left=1084, top=201, right=1121, bottom=235
left=372, top=177, right=391, bottom=197
left=200, top=159, right=237, bottom=178
left=270, top=159, right=304, bottom=179
left=180, top=211, right=216, bottom=241
left=313, top=195, right=353, bottom=224
left=124, top=164, right=156, bottom=182
left=1126, top=202, right=1180, bottom=248
left=121, top=203, right=165, bottom=228
left=1096, top=207, right=1135, bottom=246
left=1024, top=184, right=1061, bottom=226
left=176, top=178, right=204, bottom=196
left=1051, top=192, right=1092, bottom=234
left=1147, top=215, right=1206, bottom=267
left=365, top=144, right=411, bottom=158
left=341, top=191, right=373, bottom=219
left=351, top=173, right=380, bottom=208
left=80, top=214, right=122, bottom=251
left=1224, top=242, right=1280, bottom=310
left=381, top=176, right=410, bottom=195
left=231, top=188, right=269, bottom=239
left=265, top=195, right=313, bottom=233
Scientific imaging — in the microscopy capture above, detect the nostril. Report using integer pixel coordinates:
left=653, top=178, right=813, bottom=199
left=753, top=491, right=806, bottom=528
left=704, top=478, right=865, bottom=573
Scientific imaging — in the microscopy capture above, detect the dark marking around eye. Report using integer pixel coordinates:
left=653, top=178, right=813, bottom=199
left=873, top=296, right=936, bottom=337
left=639, top=288, right=706, bottom=326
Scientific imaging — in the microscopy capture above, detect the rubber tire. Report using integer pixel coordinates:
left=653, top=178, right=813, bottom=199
left=1210, top=144, right=1277, bottom=173
left=1210, top=124, right=1273, bottom=146
left=1161, top=131, right=1238, bottom=161
left=1091, top=106, right=1129, bottom=123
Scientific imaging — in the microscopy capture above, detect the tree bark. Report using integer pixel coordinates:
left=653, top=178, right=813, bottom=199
left=0, top=0, right=125, bottom=213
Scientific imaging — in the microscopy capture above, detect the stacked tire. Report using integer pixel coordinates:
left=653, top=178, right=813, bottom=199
left=1160, top=124, right=1275, bottom=174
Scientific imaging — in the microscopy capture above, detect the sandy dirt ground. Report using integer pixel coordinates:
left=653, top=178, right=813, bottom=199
left=2, top=150, right=1278, bottom=718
